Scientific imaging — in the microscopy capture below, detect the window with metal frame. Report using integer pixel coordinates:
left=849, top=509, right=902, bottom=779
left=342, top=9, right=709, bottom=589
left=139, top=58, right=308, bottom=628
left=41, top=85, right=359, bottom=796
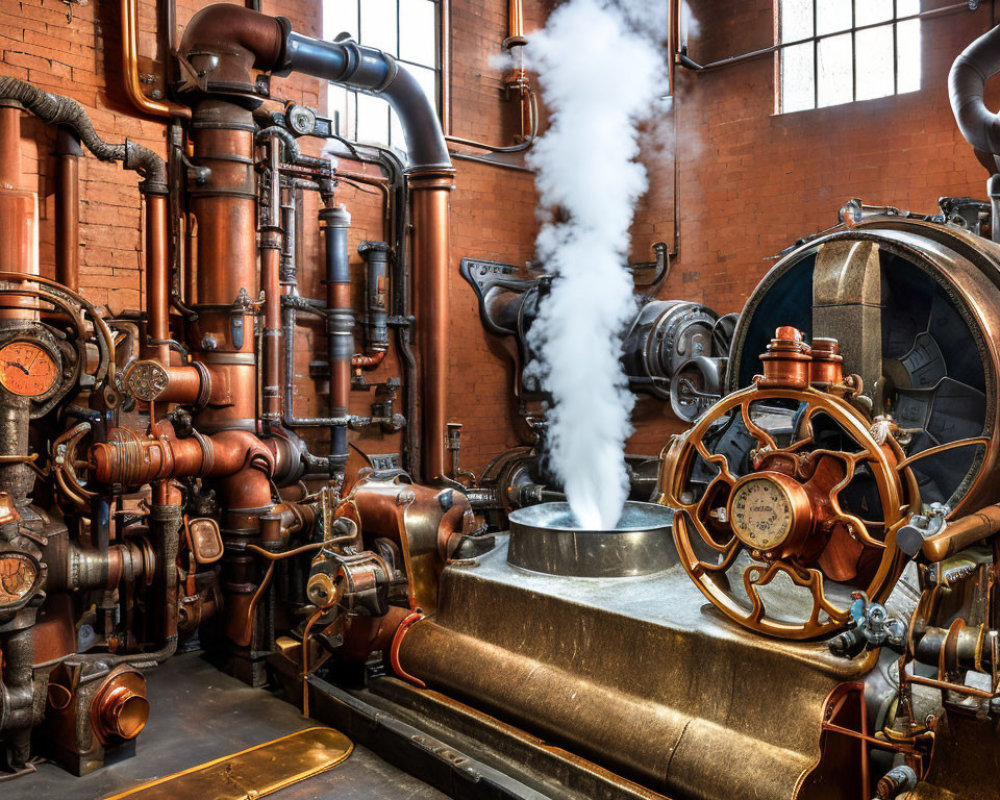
left=322, top=0, right=440, bottom=151
left=777, top=0, right=921, bottom=114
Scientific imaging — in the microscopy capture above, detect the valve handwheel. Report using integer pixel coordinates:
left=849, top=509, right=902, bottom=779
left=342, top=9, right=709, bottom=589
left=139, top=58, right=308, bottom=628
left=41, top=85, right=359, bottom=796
left=658, top=329, right=920, bottom=640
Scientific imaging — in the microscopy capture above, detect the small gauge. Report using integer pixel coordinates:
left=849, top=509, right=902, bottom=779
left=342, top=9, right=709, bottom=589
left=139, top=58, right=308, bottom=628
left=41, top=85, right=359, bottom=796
left=0, top=340, right=59, bottom=398
left=0, top=552, right=38, bottom=606
left=729, top=476, right=795, bottom=551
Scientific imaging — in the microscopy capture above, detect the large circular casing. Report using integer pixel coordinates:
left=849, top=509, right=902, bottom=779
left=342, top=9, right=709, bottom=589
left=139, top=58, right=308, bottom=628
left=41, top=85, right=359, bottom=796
left=507, top=501, right=675, bottom=577
left=727, top=218, right=1000, bottom=515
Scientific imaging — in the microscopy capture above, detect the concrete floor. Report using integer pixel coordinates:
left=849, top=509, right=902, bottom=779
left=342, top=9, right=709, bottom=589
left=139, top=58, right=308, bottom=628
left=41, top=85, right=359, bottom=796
left=6, top=652, right=446, bottom=800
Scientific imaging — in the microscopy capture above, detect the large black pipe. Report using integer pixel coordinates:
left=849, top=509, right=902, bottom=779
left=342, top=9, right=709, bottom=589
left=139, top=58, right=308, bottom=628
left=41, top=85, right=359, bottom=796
left=321, top=204, right=353, bottom=476
left=284, top=33, right=451, bottom=173
left=950, top=25, right=1000, bottom=164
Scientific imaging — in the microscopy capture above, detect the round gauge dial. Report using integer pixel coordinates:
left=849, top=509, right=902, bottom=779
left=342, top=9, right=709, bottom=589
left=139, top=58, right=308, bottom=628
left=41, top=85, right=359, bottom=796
left=0, top=553, right=37, bottom=605
left=0, top=341, right=58, bottom=398
left=729, top=477, right=794, bottom=551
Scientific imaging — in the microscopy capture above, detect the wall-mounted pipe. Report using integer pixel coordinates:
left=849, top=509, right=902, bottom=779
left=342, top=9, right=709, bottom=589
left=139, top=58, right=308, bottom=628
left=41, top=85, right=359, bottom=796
left=0, top=103, right=38, bottom=322
left=180, top=4, right=455, bottom=479
left=55, top=128, right=81, bottom=293
left=120, top=0, right=191, bottom=119
left=950, top=22, right=1000, bottom=168
left=322, top=203, right=353, bottom=476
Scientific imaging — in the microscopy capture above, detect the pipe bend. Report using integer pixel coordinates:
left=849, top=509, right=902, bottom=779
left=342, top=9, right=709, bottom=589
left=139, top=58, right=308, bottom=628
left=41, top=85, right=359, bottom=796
left=284, top=32, right=452, bottom=173
left=179, top=4, right=288, bottom=71
left=950, top=25, right=1000, bottom=159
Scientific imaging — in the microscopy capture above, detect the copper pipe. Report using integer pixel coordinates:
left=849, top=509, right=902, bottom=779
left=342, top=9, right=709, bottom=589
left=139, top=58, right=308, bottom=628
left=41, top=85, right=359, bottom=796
left=120, top=0, right=191, bottom=119
left=410, top=173, right=454, bottom=479
left=145, top=193, right=170, bottom=364
left=922, top=504, right=1000, bottom=562
left=55, top=129, right=80, bottom=292
left=508, top=0, right=524, bottom=39
left=0, top=105, right=38, bottom=321
left=261, top=243, right=281, bottom=421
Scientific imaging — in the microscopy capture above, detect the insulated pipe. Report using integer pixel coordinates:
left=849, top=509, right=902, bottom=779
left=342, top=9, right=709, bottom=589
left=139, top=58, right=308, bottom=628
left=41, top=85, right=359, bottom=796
left=55, top=128, right=81, bottom=292
left=950, top=24, right=1000, bottom=163
left=321, top=204, right=352, bottom=476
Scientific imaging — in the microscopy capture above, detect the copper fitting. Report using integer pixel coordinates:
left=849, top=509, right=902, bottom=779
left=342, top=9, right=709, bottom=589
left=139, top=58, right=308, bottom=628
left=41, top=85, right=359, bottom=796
left=809, top=337, right=844, bottom=388
left=757, top=326, right=812, bottom=390
left=91, top=669, right=149, bottom=743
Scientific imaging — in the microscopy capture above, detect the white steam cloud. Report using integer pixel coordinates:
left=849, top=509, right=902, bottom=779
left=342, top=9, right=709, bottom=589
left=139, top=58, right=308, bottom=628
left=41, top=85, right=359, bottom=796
left=525, top=0, right=667, bottom=529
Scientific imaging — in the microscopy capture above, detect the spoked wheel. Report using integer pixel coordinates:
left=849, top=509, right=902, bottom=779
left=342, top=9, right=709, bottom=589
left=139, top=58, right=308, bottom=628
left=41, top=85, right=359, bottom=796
left=659, top=384, right=920, bottom=640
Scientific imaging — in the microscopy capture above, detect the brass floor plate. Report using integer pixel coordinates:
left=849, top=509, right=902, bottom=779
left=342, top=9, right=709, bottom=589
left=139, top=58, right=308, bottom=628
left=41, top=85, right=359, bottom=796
left=101, top=726, right=353, bottom=800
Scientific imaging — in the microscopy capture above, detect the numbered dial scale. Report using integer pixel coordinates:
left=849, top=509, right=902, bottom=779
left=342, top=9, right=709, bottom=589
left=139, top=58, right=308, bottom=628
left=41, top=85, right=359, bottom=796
left=728, top=473, right=810, bottom=553
left=0, top=340, right=60, bottom=398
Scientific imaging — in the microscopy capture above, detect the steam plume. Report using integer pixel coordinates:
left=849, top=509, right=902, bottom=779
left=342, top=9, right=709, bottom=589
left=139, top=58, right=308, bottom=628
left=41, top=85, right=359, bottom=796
left=526, top=0, right=667, bottom=529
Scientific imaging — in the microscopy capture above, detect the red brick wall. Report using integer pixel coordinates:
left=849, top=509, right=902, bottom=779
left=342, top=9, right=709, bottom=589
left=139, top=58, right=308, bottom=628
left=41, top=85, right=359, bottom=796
left=625, top=0, right=999, bottom=454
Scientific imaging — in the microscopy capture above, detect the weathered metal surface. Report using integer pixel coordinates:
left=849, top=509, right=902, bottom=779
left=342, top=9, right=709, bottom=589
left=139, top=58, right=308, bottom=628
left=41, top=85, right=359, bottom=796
left=397, top=536, right=877, bottom=800
left=507, top=501, right=675, bottom=578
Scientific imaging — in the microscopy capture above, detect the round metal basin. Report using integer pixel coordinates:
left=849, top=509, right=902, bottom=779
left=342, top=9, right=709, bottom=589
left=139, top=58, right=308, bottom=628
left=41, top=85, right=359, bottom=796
left=507, top=501, right=675, bottom=578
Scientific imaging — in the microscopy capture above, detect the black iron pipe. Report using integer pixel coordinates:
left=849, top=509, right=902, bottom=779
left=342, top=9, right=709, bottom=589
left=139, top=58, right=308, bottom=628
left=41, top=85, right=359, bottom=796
left=284, top=32, right=451, bottom=173
left=321, top=204, right=353, bottom=476
left=950, top=23, right=1000, bottom=160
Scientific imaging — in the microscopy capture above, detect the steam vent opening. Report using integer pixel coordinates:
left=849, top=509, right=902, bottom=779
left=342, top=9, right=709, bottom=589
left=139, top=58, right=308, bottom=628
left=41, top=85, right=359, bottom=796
left=6, top=1, right=1000, bottom=799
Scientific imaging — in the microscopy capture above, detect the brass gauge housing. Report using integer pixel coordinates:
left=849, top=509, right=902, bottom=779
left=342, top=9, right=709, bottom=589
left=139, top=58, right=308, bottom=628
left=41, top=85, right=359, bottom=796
left=0, top=339, right=60, bottom=399
left=0, top=551, right=40, bottom=608
left=728, top=472, right=811, bottom=555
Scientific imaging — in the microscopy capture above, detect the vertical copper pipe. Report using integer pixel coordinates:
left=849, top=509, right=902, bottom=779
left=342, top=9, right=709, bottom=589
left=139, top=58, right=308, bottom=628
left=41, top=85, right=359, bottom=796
left=55, top=129, right=81, bottom=292
left=189, top=101, right=258, bottom=430
left=0, top=104, right=38, bottom=321
left=321, top=204, right=352, bottom=474
left=261, top=242, right=281, bottom=421
left=508, top=0, right=524, bottom=39
left=145, top=193, right=170, bottom=365
left=410, top=173, right=454, bottom=480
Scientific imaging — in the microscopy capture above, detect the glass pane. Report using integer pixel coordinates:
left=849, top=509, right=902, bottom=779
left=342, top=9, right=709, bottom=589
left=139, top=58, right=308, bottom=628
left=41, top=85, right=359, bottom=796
left=323, top=0, right=358, bottom=42
left=897, top=0, right=920, bottom=17
left=780, top=0, right=812, bottom=42
left=897, top=19, right=921, bottom=94
left=856, top=25, right=894, bottom=101
left=357, top=92, right=390, bottom=146
left=816, top=0, right=852, bottom=36
left=855, top=0, right=892, bottom=26
left=817, top=32, right=853, bottom=107
left=360, top=0, right=397, bottom=55
left=399, top=0, right=436, bottom=67
left=389, top=111, right=406, bottom=152
left=781, top=42, right=815, bottom=112
left=327, top=85, right=352, bottom=137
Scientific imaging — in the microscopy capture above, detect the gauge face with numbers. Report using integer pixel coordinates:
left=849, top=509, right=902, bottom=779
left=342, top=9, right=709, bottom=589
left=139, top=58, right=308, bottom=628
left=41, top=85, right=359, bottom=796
left=0, top=341, right=58, bottom=398
left=729, top=477, right=794, bottom=551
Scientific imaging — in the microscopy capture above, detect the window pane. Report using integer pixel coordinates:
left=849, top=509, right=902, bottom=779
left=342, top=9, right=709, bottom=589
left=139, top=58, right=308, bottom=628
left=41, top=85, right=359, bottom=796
left=327, top=84, right=351, bottom=137
left=856, top=0, right=892, bottom=26
left=780, top=0, right=812, bottom=42
left=357, top=93, right=390, bottom=146
left=399, top=0, right=436, bottom=67
left=897, top=19, right=921, bottom=93
left=897, top=0, right=920, bottom=16
left=360, top=0, right=397, bottom=55
left=855, top=26, right=894, bottom=101
left=816, top=0, right=851, bottom=36
left=781, top=42, right=815, bottom=112
left=817, top=32, right=853, bottom=107
left=389, top=111, right=405, bottom=152
left=323, top=0, right=358, bottom=42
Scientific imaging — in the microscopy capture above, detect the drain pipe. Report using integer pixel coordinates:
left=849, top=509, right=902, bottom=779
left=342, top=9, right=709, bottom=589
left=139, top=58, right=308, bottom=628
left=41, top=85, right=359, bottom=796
left=181, top=3, right=454, bottom=480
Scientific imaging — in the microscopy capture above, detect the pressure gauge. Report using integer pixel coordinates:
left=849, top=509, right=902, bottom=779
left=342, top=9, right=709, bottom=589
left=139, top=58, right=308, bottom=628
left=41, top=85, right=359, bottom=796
left=0, top=340, right=59, bottom=398
left=0, top=552, right=39, bottom=607
left=729, top=474, right=809, bottom=553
